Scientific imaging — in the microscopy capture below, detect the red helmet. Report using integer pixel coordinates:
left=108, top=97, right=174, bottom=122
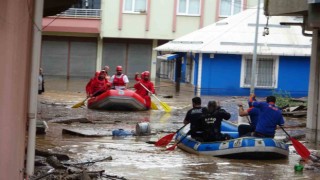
left=144, top=71, right=150, bottom=77
left=116, top=66, right=123, bottom=71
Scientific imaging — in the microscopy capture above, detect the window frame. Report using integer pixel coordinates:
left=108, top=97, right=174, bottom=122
left=219, top=0, right=243, bottom=18
left=240, top=55, right=279, bottom=89
left=123, top=0, right=148, bottom=14
left=177, top=0, right=201, bottom=16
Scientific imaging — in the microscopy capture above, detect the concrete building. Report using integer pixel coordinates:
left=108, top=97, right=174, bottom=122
left=41, top=0, right=257, bottom=80
left=264, top=0, right=320, bottom=142
left=155, top=7, right=311, bottom=97
left=0, top=1, right=76, bottom=179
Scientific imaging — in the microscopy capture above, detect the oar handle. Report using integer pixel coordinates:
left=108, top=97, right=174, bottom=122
left=280, top=126, right=291, bottom=138
left=176, top=123, right=189, bottom=133
left=176, top=131, right=189, bottom=144
left=167, top=130, right=190, bottom=150
left=139, top=82, right=153, bottom=94
left=139, top=82, right=161, bottom=101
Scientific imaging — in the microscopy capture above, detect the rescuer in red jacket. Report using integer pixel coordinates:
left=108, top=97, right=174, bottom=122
left=134, top=71, right=155, bottom=109
left=86, top=70, right=109, bottom=97
left=110, top=66, right=129, bottom=90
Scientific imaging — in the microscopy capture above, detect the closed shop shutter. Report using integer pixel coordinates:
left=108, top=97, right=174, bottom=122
left=127, top=43, right=152, bottom=78
left=102, top=42, right=126, bottom=74
left=42, top=40, right=68, bottom=76
left=70, top=41, right=97, bottom=77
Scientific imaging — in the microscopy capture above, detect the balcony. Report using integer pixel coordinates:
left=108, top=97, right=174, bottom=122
left=57, top=8, right=101, bottom=18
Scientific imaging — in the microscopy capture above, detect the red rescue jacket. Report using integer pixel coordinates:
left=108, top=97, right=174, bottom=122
left=134, top=80, right=155, bottom=97
left=113, top=74, right=125, bottom=86
left=86, top=77, right=107, bottom=96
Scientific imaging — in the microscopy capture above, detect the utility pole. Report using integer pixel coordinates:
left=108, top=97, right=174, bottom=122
left=250, top=0, right=261, bottom=94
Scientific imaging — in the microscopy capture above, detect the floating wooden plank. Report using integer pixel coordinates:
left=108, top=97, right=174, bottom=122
left=282, top=111, right=307, bottom=117
left=289, top=105, right=306, bottom=112
left=50, top=116, right=92, bottom=124
left=62, top=128, right=112, bottom=137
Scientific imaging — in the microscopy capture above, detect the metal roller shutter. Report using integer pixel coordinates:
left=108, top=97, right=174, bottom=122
left=102, top=42, right=126, bottom=74
left=70, top=41, right=97, bottom=77
left=41, top=40, right=68, bottom=76
left=127, top=43, right=152, bottom=78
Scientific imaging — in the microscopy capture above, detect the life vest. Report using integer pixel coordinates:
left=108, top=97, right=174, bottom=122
left=113, top=74, right=125, bottom=86
left=91, top=78, right=106, bottom=94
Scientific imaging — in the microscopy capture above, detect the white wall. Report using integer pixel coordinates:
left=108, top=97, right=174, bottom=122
left=101, top=0, right=223, bottom=40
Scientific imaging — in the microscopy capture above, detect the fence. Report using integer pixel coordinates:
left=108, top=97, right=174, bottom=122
left=58, top=8, right=101, bottom=18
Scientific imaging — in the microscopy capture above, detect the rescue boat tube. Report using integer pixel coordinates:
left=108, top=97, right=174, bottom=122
left=87, top=89, right=147, bottom=111
left=176, top=124, right=289, bottom=160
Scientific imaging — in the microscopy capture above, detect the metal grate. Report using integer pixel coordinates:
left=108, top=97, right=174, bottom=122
left=244, top=57, right=274, bottom=88
left=58, top=8, right=101, bottom=18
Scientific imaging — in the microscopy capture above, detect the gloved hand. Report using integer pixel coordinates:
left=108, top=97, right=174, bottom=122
left=249, top=94, right=256, bottom=101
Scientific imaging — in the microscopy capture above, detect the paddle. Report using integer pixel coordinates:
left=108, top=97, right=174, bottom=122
left=139, top=82, right=171, bottom=113
left=72, top=88, right=105, bottom=108
left=72, top=96, right=90, bottom=108
left=166, top=130, right=190, bottom=151
left=150, top=101, right=159, bottom=110
left=155, top=123, right=189, bottom=147
left=280, top=126, right=310, bottom=160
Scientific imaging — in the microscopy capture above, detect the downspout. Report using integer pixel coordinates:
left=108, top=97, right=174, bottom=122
left=26, top=0, right=43, bottom=176
left=196, top=53, right=203, bottom=97
left=279, top=17, right=313, bottom=37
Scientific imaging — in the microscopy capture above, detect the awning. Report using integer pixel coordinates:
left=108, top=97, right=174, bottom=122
left=157, top=54, right=179, bottom=60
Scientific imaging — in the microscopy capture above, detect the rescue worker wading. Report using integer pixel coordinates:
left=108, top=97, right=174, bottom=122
left=134, top=71, right=155, bottom=110
left=110, top=66, right=129, bottom=90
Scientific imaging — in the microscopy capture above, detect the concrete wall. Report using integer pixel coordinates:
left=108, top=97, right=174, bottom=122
left=0, top=0, right=33, bottom=179
left=278, top=56, right=310, bottom=97
left=264, top=0, right=308, bottom=16
left=201, top=54, right=247, bottom=96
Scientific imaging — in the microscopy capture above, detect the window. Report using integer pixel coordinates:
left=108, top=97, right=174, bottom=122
left=178, top=0, right=201, bottom=16
left=220, top=0, right=242, bottom=17
left=124, top=0, right=147, bottom=13
left=73, top=0, right=101, bottom=9
left=241, top=56, right=278, bottom=88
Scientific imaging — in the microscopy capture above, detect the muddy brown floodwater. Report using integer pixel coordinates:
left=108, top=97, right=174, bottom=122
left=35, top=76, right=319, bottom=179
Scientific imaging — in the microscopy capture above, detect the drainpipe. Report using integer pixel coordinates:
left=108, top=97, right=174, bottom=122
left=26, top=0, right=43, bottom=176
left=196, top=53, right=203, bottom=97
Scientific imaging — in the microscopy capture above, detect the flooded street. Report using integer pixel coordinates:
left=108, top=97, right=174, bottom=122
left=34, top=76, right=319, bottom=179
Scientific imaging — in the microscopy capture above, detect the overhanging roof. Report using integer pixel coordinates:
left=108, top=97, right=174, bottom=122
left=42, top=18, right=100, bottom=34
left=155, top=7, right=311, bottom=56
left=264, top=0, right=308, bottom=16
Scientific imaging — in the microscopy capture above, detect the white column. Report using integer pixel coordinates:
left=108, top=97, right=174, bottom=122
left=191, top=55, right=195, bottom=85
left=26, top=0, right=43, bottom=176
left=307, top=29, right=320, bottom=142
left=96, top=37, right=103, bottom=71
left=151, top=39, right=158, bottom=82
left=196, top=53, right=203, bottom=97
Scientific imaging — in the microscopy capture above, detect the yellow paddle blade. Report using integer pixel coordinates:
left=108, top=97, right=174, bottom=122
left=72, top=100, right=85, bottom=108
left=160, top=101, right=171, bottom=113
left=151, top=101, right=158, bottom=110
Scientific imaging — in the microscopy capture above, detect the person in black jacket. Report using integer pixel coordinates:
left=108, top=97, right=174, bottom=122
left=184, top=97, right=207, bottom=141
left=202, top=101, right=231, bottom=142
